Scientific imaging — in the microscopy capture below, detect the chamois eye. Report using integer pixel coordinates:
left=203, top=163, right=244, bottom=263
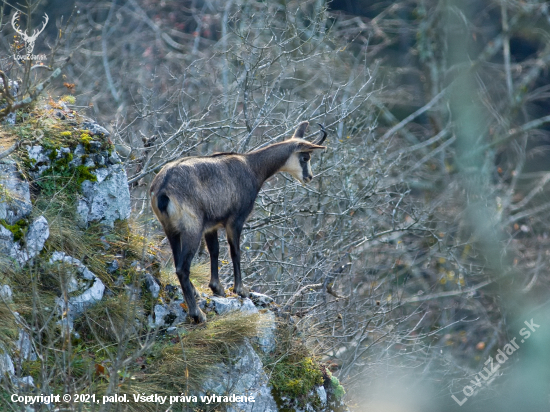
left=300, top=153, right=310, bottom=162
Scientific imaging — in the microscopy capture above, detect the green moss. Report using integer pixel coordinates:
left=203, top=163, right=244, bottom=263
left=330, top=375, right=345, bottom=400
left=0, top=218, right=29, bottom=242
left=75, top=165, right=97, bottom=185
left=271, top=356, right=324, bottom=399
left=80, top=132, right=92, bottom=152
left=58, top=152, right=74, bottom=168
left=61, top=95, right=76, bottom=104
left=33, top=150, right=95, bottom=207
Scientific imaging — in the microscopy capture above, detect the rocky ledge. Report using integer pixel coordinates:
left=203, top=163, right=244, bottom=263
left=0, top=98, right=347, bottom=412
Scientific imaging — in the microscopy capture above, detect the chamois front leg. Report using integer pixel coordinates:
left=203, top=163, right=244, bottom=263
left=204, top=230, right=226, bottom=297
left=227, top=222, right=249, bottom=298
left=168, top=232, right=207, bottom=324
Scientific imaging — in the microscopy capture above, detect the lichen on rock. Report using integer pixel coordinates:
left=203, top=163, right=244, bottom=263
left=77, top=162, right=131, bottom=228
left=50, top=251, right=106, bottom=328
left=0, top=215, right=49, bottom=266
left=203, top=339, right=279, bottom=412
left=0, top=160, right=32, bottom=225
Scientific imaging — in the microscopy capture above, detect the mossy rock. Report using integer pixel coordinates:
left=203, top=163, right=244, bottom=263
left=0, top=218, right=29, bottom=243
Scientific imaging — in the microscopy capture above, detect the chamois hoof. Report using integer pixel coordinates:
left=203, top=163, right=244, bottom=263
left=209, top=283, right=226, bottom=297
left=234, top=286, right=250, bottom=299
left=190, top=309, right=207, bottom=324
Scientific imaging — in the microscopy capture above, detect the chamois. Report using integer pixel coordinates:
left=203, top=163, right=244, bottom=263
left=150, top=121, right=327, bottom=323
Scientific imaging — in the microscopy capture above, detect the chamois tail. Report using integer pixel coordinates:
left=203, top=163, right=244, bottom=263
left=157, top=193, right=171, bottom=214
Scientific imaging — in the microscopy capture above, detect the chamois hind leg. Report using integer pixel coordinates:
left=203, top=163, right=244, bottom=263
left=168, top=231, right=206, bottom=323
left=204, top=230, right=226, bottom=297
left=226, top=221, right=249, bottom=298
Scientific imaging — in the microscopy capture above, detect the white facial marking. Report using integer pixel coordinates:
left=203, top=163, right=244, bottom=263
left=280, top=153, right=304, bottom=182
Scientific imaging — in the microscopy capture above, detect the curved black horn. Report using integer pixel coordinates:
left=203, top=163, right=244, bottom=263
left=314, top=123, right=327, bottom=145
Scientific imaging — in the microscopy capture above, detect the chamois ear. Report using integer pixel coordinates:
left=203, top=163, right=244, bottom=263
left=291, top=121, right=309, bottom=139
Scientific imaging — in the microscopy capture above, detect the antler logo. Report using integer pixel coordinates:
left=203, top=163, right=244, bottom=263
left=12, top=11, right=49, bottom=55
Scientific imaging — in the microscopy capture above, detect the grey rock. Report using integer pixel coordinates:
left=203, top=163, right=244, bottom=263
left=16, top=330, right=37, bottom=361
left=203, top=339, right=277, bottom=412
left=107, top=259, right=119, bottom=273
left=108, top=151, right=121, bottom=164
left=115, top=144, right=131, bottom=158
left=95, top=155, right=105, bottom=166
left=12, top=375, right=35, bottom=388
left=249, top=292, right=274, bottom=307
left=167, top=300, right=187, bottom=324
left=89, top=141, right=102, bottom=152
left=150, top=304, right=170, bottom=327
left=69, top=144, right=86, bottom=167
left=78, top=163, right=131, bottom=227
left=76, top=200, right=89, bottom=227
left=316, top=385, right=327, bottom=406
left=27, top=145, right=49, bottom=166
left=67, top=279, right=104, bottom=314
left=23, top=137, right=130, bottom=229
left=57, top=147, right=71, bottom=158
left=0, top=216, right=49, bottom=266
left=0, top=224, right=17, bottom=262
left=255, top=311, right=276, bottom=354
left=0, top=284, right=12, bottom=302
left=84, top=157, right=96, bottom=168
left=74, top=144, right=86, bottom=156
left=58, top=277, right=105, bottom=326
left=81, top=120, right=110, bottom=137
left=1, top=80, right=19, bottom=124
left=210, top=296, right=242, bottom=314
left=51, top=252, right=105, bottom=325
left=25, top=216, right=49, bottom=259
left=164, top=284, right=180, bottom=299
left=50, top=251, right=96, bottom=281
left=144, top=273, right=160, bottom=298
left=4, top=112, right=15, bottom=125
left=241, top=298, right=259, bottom=314
left=0, top=348, right=15, bottom=380
left=25, top=145, right=62, bottom=180
left=0, top=161, right=32, bottom=225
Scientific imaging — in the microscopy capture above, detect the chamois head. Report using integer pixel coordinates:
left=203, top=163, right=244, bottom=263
left=280, top=121, right=327, bottom=183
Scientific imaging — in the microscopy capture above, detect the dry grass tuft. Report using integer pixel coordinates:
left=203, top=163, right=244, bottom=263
left=75, top=295, right=145, bottom=343
left=149, top=311, right=263, bottom=392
